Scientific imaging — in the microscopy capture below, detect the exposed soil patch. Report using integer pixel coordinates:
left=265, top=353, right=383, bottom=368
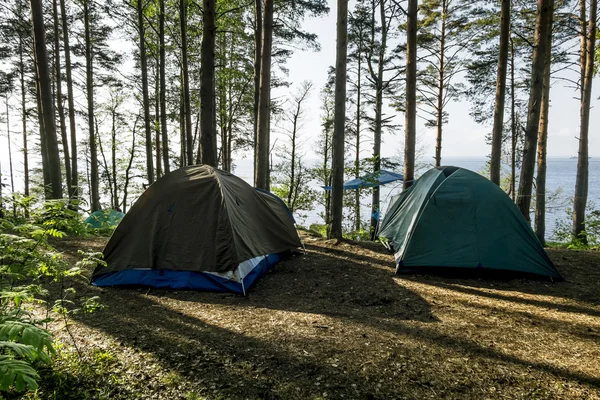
left=33, top=235, right=600, bottom=399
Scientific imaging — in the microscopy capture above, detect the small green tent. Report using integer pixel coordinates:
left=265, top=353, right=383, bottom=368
left=84, top=209, right=125, bottom=229
left=378, top=166, right=562, bottom=279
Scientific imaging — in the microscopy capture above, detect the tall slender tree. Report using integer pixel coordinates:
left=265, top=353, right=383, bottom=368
left=573, top=0, right=597, bottom=242
left=83, top=0, right=100, bottom=211
left=253, top=0, right=262, bottom=182
left=158, top=0, right=170, bottom=173
left=60, top=0, right=78, bottom=198
left=200, top=0, right=217, bottom=166
left=31, top=0, right=62, bottom=199
left=516, top=0, right=553, bottom=220
left=404, top=0, right=417, bottom=190
left=255, top=0, right=274, bottom=189
left=534, top=2, right=554, bottom=245
left=490, top=0, right=510, bottom=185
left=53, top=0, right=72, bottom=196
left=329, top=0, right=348, bottom=240
left=365, top=0, right=404, bottom=237
left=179, top=0, right=193, bottom=165
left=137, top=0, right=154, bottom=184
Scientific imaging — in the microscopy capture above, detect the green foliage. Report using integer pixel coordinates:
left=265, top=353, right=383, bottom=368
left=0, top=201, right=105, bottom=394
left=553, top=204, right=600, bottom=249
left=308, top=224, right=328, bottom=238
left=32, top=200, right=88, bottom=237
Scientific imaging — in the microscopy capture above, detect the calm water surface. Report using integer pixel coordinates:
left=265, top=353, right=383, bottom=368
left=233, top=157, right=600, bottom=240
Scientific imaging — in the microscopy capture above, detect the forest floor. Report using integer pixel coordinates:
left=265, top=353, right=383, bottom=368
left=21, top=232, right=600, bottom=399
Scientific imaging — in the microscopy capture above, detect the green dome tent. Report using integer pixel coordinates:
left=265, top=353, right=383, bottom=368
left=378, top=166, right=562, bottom=280
left=85, top=209, right=125, bottom=229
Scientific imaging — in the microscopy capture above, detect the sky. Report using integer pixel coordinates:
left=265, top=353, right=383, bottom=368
left=2, top=0, right=600, bottom=194
left=271, top=0, right=600, bottom=161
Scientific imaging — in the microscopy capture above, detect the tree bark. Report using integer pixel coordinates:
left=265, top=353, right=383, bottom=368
left=573, top=0, right=596, bottom=242
left=155, top=65, right=162, bottom=178
left=60, top=0, right=77, bottom=199
left=159, top=0, right=170, bottom=174
left=137, top=0, right=154, bottom=184
left=490, top=0, right=510, bottom=185
left=5, top=97, right=16, bottom=217
left=84, top=0, right=100, bottom=210
left=510, top=37, right=516, bottom=201
left=368, top=0, right=386, bottom=238
left=516, top=0, right=553, bottom=220
left=34, top=60, right=50, bottom=191
left=253, top=0, right=262, bottom=183
left=53, top=0, right=71, bottom=196
left=255, top=0, right=274, bottom=189
left=534, top=4, right=553, bottom=246
left=434, top=1, right=447, bottom=168
left=18, top=34, right=29, bottom=200
left=180, top=0, right=194, bottom=165
left=404, top=0, right=417, bottom=190
left=200, top=0, right=217, bottom=166
left=355, top=47, right=362, bottom=232
left=329, top=0, right=348, bottom=240
left=31, top=0, right=62, bottom=199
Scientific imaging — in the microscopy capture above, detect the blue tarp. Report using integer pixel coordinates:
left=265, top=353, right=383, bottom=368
left=323, top=170, right=404, bottom=191
left=91, top=253, right=283, bottom=294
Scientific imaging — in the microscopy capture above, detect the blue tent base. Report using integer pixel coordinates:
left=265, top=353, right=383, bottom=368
left=395, top=263, right=564, bottom=282
left=91, top=253, right=284, bottom=294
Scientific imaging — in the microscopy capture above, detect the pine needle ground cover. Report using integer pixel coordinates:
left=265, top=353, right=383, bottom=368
left=22, top=234, right=600, bottom=399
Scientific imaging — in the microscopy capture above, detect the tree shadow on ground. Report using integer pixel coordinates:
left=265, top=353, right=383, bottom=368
left=63, top=239, right=600, bottom=398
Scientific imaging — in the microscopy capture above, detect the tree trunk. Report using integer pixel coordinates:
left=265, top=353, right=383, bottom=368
left=253, top=0, right=262, bottom=183
left=404, top=0, right=417, bottom=190
left=159, top=0, right=170, bottom=174
left=180, top=0, right=194, bottom=166
left=34, top=62, right=50, bottom=191
left=155, top=65, right=162, bottom=178
left=31, top=0, right=62, bottom=199
left=179, top=69, right=186, bottom=166
left=53, top=0, right=72, bottom=196
left=369, top=0, right=386, bottom=239
left=111, top=108, right=118, bottom=209
left=516, top=0, right=553, bottom=220
left=510, top=37, right=516, bottom=201
left=84, top=0, right=100, bottom=210
left=355, top=50, right=362, bottom=232
left=137, top=0, right=154, bottom=184
left=255, top=0, right=274, bottom=189
left=534, top=5, right=553, bottom=246
left=200, top=0, right=217, bottom=166
left=218, top=32, right=227, bottom=169
left=490, top=0, right=510, bottom=185
left=122, top=117, right=139, bottom=212
left=573, top=0, right=596, bottom=242
left=18, top=35, right=29, bottom=200
left=5, top=97, right=16, bottom=217
left=434, top=2, right=446, bottom=168
left=60, top=0, right=77, bottom=199
left=52, top=0, right=70, bottom=192
left=329, top=0, right=348, bottom=240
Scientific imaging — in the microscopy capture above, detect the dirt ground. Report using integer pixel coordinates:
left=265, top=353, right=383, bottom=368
left=36, top=233, right=600, bottom=399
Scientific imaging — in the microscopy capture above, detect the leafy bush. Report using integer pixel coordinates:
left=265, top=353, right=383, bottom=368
left=32, top=200, right=88, bottom=237
left=553, top=203, right=600, bottom=248
left=0, top=202, right=103, bottom=395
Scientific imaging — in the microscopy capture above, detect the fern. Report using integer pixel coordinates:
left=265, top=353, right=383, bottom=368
left=0, top=355, right=40, bottom=392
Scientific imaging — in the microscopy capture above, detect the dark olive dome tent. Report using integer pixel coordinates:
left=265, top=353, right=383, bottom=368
left=378, top=166, right=562, bottom=280
left=91, top=165, right=302, bottom=294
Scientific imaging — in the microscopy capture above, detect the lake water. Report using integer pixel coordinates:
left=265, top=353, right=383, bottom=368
left=232, top=157, right=600, bottom=240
